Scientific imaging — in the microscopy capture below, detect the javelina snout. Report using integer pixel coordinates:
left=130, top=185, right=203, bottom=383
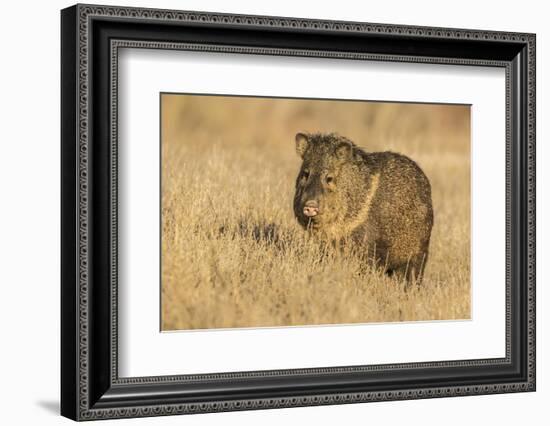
left=293, top=132, right=434, bottom=284
left=302, top=200, right=319, bottom=217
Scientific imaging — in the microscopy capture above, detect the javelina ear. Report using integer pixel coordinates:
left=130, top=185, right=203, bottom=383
left=295, top=133, right=309, bottom=158
left=335, top=141, right=353, bottom=162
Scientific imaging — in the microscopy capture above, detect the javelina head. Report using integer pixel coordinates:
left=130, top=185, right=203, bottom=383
left=293, top=132, right=358, bottom=232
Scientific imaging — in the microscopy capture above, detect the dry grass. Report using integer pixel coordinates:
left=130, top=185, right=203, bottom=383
left=161, top=95, right=471, bottom=330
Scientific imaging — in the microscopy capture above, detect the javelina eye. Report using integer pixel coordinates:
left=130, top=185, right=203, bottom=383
left=302, top=170, right=310, bottom=180
left=326, top=175, right=334, bottom=184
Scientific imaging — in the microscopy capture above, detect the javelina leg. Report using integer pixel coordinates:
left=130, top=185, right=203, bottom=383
left=392, top=254, right=428, bottom=286
left=412, top=252, right=429, bottom=285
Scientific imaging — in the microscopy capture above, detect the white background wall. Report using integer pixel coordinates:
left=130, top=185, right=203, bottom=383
left=0, top=0, right=546, bottom=424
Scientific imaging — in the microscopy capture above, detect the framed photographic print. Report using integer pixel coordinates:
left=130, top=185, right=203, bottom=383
left=61, top=3, right=536, bottom=421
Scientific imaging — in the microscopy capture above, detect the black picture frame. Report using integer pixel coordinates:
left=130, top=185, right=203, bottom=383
left=61, top=3, right=536, bottom=421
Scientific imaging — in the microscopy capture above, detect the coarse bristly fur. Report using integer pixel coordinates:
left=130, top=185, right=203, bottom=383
left=293, top=132, right=434, bottom=284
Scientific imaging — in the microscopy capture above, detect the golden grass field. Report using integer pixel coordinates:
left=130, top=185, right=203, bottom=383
left=161, top=94, right=471, bottom=331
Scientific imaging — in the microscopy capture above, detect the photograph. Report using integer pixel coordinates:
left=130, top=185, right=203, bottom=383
left=160, top=94, right=471, bottom=331
left=59, top=3, right=535, bottom=420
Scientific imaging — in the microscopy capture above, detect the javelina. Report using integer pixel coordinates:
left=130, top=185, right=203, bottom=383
left=293, top=132, right=433, bottom=283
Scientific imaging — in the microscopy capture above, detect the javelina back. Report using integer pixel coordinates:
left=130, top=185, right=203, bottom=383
left=293, top=132, right=434, bottom=283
